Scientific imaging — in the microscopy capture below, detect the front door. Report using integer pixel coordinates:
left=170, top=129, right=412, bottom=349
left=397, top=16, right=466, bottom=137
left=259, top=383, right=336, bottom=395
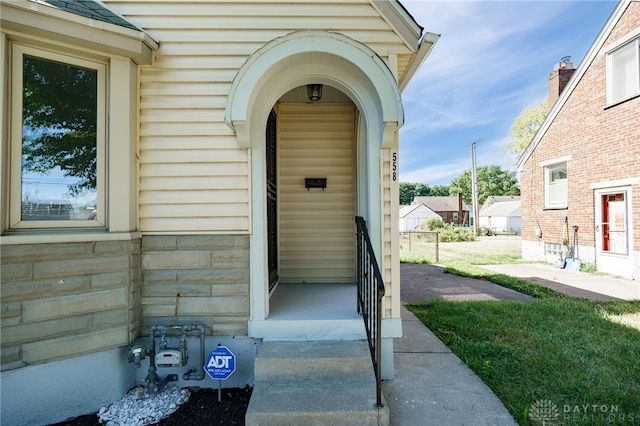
left=266, top=109, right=279, bottom=292
left=595, top=188, right=632, bottom=277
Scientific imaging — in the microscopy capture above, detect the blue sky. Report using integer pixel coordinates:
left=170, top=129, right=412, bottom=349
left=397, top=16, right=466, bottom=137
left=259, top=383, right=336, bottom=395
left=399, top=0, right=619, bottom=186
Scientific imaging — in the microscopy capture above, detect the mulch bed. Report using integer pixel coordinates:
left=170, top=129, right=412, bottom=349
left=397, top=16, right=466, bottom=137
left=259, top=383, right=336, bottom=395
left=49, top=387, right=252, bottom=426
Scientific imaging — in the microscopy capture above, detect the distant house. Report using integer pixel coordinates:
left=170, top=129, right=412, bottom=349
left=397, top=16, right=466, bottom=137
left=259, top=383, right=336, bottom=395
left=479, top=199, right=521, bottom=234
left=412, top=193, right=470, bottom=226
left=481, top=195, right=521, bottom=211
left=518, top=0, right=639, bottom=280
left=399, top=203, right=440, bottom=231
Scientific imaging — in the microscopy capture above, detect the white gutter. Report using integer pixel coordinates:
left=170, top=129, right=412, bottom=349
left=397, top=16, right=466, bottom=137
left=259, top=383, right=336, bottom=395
left=399, top=32, right=440, bottom=92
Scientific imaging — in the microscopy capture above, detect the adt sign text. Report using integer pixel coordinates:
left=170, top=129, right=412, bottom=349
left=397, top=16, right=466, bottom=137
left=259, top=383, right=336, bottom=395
left=204, top=346, right=236, bottom=380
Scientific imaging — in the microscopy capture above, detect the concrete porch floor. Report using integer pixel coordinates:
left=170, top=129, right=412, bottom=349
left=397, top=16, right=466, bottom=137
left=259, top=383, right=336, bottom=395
left=249, top=283, right=367, bottom=340
left=269, top=282, right=359, bottom=319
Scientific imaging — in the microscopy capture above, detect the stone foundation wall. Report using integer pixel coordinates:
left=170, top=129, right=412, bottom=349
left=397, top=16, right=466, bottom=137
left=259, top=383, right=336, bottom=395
left=0, top=239, right=142, bottom=371
left=0, top=234, right=250, bottom=372
left=141, top=235, right=250, bottom=336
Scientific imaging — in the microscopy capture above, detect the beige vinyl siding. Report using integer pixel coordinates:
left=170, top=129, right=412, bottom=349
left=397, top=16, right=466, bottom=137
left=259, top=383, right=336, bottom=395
left=102, top=0, right=414, bottom=233
left=278, top=103, right=356, bottom=283
left=397, top=54, right=412, bottom=81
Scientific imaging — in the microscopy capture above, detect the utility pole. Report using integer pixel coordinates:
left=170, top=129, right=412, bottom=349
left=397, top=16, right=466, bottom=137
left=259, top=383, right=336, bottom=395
left=470, top=139, right=481, bottom=235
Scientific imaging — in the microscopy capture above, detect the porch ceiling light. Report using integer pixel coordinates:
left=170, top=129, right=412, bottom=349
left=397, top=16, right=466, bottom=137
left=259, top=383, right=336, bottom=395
left=306, top=84, right=323, bottom=102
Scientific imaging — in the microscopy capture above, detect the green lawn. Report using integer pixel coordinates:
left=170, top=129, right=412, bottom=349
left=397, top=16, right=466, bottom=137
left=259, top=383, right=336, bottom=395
left=405, top=256, right=640, bottom=425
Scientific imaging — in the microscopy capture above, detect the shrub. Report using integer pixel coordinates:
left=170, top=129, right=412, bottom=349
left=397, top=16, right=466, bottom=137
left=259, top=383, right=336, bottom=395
left=421, top=218, right=475, bottom=242
left=424, top=217, right=446, bottom=231
left=580, top=262, right=597, bottom=273
left=439, top=227, right=475, bottom=242
left=479, top=227, right=495, bottom=236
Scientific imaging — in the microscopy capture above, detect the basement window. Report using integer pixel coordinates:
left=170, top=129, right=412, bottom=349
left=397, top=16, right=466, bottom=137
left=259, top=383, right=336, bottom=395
left=544, top=243, right=562, bottom=258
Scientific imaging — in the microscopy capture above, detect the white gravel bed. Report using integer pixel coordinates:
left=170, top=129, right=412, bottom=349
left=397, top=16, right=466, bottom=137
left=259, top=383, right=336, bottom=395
left=97, top=384, right=190, bottom=426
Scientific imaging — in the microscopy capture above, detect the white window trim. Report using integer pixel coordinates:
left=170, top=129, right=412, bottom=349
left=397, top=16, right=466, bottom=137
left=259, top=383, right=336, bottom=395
left=606, top=37, right=640, bottom=106
left=539, top=155, right=571, bottom=168
left=603, top=26, right=640, bottom=59
left=590, top=177, right=640, bottom=189
left=595, top=186, right=632, bottom=257
left=10, top=44, right=107, bottom=230
left=2, top=39, right=140, bottom=240
left=544, top=162, right=568, bottom=209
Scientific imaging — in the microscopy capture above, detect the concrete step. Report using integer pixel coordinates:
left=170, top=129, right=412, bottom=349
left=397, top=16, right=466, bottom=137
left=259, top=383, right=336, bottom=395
left=246, top=384, right=388, bottom=426
left=249, top=318, right=366, bottom=340
left=254, top=340, right=374, bottom=385
left=246, top=340, right=388, bottom=426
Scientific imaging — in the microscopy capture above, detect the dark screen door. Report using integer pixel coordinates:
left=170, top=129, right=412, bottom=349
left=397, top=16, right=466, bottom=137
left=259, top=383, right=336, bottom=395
left=266, top=109, right=278, bottom=291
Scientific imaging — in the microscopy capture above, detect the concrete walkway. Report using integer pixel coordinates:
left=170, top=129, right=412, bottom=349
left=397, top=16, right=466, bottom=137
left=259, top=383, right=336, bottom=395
left=382, top=307, right=518, bottom=426
left=480, top=263, right=639, bottom=301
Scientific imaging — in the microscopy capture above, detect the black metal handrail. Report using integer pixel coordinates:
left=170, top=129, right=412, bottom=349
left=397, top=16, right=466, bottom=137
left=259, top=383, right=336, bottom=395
left=355, top=216, right=385, bottom=408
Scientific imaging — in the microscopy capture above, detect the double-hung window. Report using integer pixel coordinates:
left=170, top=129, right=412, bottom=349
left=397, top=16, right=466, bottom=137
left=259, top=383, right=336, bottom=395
left=10, top=45, right=106, bottom=229
left=544, top=162, right=567, bottom=209
left=607, top=37, right=640, bottom=104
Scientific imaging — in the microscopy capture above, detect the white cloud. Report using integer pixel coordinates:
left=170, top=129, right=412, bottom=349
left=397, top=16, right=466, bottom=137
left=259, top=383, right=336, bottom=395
left=399, top=157, right=470, bottom=184
left=400, top=1, right=576, bottom=131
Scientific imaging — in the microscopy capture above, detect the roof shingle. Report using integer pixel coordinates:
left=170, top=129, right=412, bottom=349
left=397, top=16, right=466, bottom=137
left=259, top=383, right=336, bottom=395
left=32, top=0, right=140, bottom=31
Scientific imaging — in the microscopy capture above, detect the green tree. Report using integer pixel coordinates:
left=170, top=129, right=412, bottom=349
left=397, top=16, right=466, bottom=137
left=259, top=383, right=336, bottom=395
left=449, top=171, right=472, bottom=204
left=430, top=185, right=450, bottom=196
left=449, top=165, right=520, bottom=205
left=22, top=55, right=98, bottom=196
left=399, top=182, right=416, bottom=205
left=399, top=182, right=439, bottom=205
left=502, top=99, right=549, bottom=159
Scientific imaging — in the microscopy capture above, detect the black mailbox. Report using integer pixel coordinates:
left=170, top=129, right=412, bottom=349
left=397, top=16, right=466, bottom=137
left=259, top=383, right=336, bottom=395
left=305, top=178, right=327, bottom=191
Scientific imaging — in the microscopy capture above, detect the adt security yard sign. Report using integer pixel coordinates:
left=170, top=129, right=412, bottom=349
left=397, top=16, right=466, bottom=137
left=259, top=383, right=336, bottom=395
left=204, top=346, right=236, bottom=380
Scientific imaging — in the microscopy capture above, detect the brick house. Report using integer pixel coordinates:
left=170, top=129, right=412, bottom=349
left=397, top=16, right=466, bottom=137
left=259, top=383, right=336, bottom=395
left=519, top=0, right=640, bottom=281
left=0, top=1, right=439, bottom=424
left=411, top=193, right=470, bottom=226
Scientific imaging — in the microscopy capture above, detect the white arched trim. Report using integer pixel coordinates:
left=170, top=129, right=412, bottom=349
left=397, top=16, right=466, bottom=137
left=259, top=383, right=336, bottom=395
left=225, top=30, right=403, bottom=149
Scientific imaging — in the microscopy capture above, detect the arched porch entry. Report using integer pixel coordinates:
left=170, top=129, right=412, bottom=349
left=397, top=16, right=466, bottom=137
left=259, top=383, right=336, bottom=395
left=226, top=31, right=403, bottom=338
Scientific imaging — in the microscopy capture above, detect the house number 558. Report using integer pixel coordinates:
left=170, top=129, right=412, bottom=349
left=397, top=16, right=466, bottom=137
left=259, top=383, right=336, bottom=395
left=392, top=152, right=397, bottom=181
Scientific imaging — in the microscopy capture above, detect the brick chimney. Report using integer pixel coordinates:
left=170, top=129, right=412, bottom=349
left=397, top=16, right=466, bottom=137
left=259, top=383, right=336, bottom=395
left=457, top=192, right=463, bottom=224
left=548, top=56, right=575, bottom=106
